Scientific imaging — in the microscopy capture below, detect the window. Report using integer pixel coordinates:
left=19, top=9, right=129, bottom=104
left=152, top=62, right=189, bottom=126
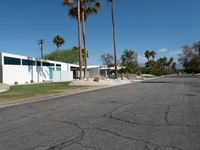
left=36, top=61, right=41, bottom=66
left=56, top=64, right=61, bottom=67
left=42, top=62, right=54, bottom=66
left=22, top=59, right=35, bottom=66
left=71, top=66, right=79, bottom=71
left=4, top=56, right=21, bottom=65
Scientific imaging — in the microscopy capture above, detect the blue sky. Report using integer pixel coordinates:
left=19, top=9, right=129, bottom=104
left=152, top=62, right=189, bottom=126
left=0, top=0, right=200, bottom=65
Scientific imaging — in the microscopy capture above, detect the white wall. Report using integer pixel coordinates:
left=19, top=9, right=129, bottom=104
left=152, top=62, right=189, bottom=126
left=3, top=65, right=50, bottom=84
left=1, top=53, right=74, bottom=85
left=1, top=52, right=100, bottom=84
left=53, top=71, right=73, bottom=82
left=89, top=68, right=99, bottom=78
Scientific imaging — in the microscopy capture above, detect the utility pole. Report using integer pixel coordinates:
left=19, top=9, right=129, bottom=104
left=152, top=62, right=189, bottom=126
left=38, top=39, right=45, bottom=59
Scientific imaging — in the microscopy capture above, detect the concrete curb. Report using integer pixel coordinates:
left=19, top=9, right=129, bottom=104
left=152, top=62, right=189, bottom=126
left=0, top=81, right=133, bottom=109
left=0, top=76, right=162, bottom=109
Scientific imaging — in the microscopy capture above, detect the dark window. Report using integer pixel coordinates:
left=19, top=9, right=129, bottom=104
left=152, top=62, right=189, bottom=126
left=71, top=66, right=79, bottom=71
left=4, top=56, right=21, bottom=65
left=56, top=64, right=61, bottom=67
left=36, top=61, right=41, bottom=66
left=22, top=59, right=35, bottom=66
left=42, top=62, right=54, bottom=66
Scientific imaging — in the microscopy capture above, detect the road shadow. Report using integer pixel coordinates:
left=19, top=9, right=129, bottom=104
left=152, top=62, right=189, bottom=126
left=141, top=81, right=174, bottom=84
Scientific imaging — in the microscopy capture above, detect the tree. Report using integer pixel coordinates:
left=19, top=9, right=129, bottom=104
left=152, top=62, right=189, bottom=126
left=101, top=53, right=114, bottom=68
left=108, top=0, right=118, bottom=79
left=178, top=42, right=200, bottom=73
left=167, top=57, right=174, bottom=69
left=145, top=50, right=151, bottom=61
left=63, top=0, right=83, bottom=80
left=143, top=50, right=176, bottom=75
left=150, top=51, right=156, bottom=60
left=121, top=49, right=138, bottom=73
left=68, top=0, right=101, bottom=78
left=44, top=47, right=79, bottom=64
left=192, top=41, right=200, bottom=56
left=53, top=35, right=65, bottom=50
left=188, top=56, right=200, bottom=73
left=171, top=62, right=177, bottom=73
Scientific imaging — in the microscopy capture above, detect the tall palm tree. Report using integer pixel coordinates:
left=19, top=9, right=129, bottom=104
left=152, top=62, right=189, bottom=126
left=145, top=50, right=151, bottom=61
left=53, top=35, right=65, bottom=51
left=109, top=0, right=118, bottom=79
left=68, top=0, right=101, bottom=78
left=63, top=0, right=83, bottom=80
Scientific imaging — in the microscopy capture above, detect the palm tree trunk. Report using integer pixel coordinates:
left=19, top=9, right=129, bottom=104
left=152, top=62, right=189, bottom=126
left=111, top=0, right=118, bottom=79
left=81, top=6, right=88, bottom=78
left=78, top=0, right=83, bottom=80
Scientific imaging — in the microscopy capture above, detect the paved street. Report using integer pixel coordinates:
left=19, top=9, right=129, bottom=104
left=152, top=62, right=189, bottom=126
left=0, top=75, right=199, bottom=150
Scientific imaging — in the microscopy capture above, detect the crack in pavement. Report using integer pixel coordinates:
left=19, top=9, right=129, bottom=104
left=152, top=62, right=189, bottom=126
left=94, top=127, right=160, bottom=150
left=26, top=119, right=87, bottom=150
left=101, top=96, right=145, bottom=118
left=164, top=145, right=184, bottom=150
left=94, top=127, right=184, bottom=150
left=76, top=142, right=99, bottom=150
left=45, top=134, right=83, bottom=150
left=164, top=105, right=171, bottom=126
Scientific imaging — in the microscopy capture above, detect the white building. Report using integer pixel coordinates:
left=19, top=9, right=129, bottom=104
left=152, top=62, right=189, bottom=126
left=0, top=52, right=99, bottom=85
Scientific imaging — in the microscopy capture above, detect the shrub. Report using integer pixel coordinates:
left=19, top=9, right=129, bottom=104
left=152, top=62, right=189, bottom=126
left=93, top=77, right=100, bottom=82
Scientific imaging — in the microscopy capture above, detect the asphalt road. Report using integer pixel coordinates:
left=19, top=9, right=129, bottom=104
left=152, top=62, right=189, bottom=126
left=0, top=75, right=200, bottom=150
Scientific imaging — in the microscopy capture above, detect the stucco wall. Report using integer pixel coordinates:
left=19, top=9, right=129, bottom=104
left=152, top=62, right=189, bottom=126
left=3, top=65, right=50, bottom=84
left=89, top=68, right=99, bottom=78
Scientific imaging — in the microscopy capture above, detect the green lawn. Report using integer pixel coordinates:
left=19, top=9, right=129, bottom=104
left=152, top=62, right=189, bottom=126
left=0, top=82, right=89, bottom=103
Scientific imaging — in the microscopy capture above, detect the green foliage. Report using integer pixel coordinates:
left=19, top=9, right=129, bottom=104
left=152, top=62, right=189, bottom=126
left=100, top=53, right=114, bottom=68
left=67, top=0, right=101, bottom=21
left=179, top=42, right=200, bottom=73
left=120, top=49, right=139, bottom=74
left=143, top=52, right=177, bottom=75
left=53, top=35, right=65, bottom=50
left=0, top=82, right=88, bottom=101
left=145, top=50, right=156, bottom=61
left=44, top=47, right=79, bottom=64
left=44, top=47, right=88, bottom=64
left=184, top=56, right=200, bottom=73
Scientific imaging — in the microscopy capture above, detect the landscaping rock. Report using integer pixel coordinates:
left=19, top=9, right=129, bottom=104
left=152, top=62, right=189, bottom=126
left=0, top=84, right=10, bottom=93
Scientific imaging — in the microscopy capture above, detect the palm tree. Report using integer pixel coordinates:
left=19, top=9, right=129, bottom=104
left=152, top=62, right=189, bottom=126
left=150, top=51, right=156, bottom=60
left=108, top=0, right=118, bottom=79
left=63, top=0, right=83, bottom=80
left=145, top=50, right=151, bottom=61
left=68, top=0, right=101, bottom=78
left=53, top=35, right=65, bottom=51
left=167, top=57, right=174, bottom=73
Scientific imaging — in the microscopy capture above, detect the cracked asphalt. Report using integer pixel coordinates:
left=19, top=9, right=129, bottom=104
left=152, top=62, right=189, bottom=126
left=0, top=75, right=200, bottom=150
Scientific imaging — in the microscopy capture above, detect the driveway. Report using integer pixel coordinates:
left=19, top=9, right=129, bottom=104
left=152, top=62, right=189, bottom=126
left=0, top=75, right=199, bottom=150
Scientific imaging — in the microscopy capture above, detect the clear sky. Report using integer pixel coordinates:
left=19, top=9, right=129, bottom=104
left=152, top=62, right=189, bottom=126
left=0, top=0, right=200, bottom=65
